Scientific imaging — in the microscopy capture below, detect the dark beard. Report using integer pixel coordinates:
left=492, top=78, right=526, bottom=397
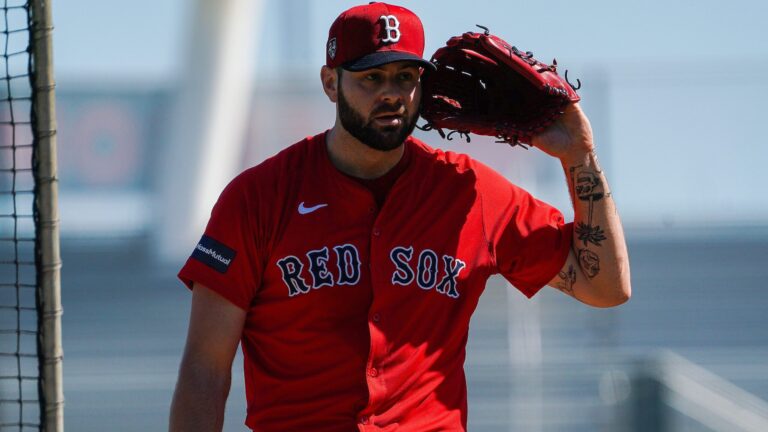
left=337, top=84, right=418, bottom=152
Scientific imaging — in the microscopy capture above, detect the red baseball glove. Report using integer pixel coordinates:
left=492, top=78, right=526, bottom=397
left=419, top=27, right=581, bottom=147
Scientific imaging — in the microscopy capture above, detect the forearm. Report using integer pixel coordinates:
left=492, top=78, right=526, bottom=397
left=560, top=150, right=630, bottom=306
left=169, top=358, right=231, bottom=432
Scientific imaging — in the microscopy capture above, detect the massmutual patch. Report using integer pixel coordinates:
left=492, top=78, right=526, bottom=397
left=191, top=235, right=236, bottom=273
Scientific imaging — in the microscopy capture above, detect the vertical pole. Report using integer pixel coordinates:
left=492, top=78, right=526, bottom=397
left=581, top=67, right=612, bottom=175
left=155, top=0, right=263, bottom=262
left=507, top=288, right=543, bottom=432
left=629, top=360, right=668, bottom=432
left=29, top=0, right=64, bottom=430
left=505, top=158, right=543, bottom=431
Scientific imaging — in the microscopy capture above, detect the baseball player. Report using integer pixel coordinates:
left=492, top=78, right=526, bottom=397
left=169, top=3, right=630, bottom=431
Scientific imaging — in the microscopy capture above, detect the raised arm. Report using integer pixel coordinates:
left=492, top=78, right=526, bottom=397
left=532, top=103, right=631, bottom=307
left=170, top=283, right=246, bottom=431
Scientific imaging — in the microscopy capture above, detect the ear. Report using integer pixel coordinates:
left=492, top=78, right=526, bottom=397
left=320, top=66, right=338, bottom=103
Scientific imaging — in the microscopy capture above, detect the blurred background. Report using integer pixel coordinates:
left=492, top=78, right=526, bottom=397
left=13, top=0, right=768, bottom=430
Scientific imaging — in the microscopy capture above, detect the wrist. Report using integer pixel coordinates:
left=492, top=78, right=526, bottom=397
left=559, top=148, right=594, bottom=167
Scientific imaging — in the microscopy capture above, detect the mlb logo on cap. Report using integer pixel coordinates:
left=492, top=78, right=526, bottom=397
left=325, top=2, right=434, bottom=71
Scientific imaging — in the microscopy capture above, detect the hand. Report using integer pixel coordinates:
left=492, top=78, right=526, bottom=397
left=530, top=103, right=594, bottom=162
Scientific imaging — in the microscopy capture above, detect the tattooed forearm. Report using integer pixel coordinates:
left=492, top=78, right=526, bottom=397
left=573, top=170, right=605, bottom=203
left=568, top=152, right=612, bottom=280
left=555, top=147, right=630, bottom=306
left=575, top=222, right=606, bottom=247
left=555, top=264, right=577, bottom=296
left=578, top=249, right=600, bottom=279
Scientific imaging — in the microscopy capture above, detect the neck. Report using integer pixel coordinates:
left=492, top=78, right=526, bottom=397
left=326, top=123, right=405, bottom=179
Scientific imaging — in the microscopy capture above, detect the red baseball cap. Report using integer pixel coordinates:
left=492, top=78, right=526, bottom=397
left=326, top=2, right=435, bottom=71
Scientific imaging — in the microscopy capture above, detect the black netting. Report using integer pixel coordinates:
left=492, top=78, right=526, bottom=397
left=0, top=1, right=41, bottom=430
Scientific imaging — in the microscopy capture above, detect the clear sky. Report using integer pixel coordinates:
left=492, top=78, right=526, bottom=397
left=52, top=0, right=768, bottom=229
left=53, top=0, right=768, bottom=80
left=53, top=0, right=768, bottom=79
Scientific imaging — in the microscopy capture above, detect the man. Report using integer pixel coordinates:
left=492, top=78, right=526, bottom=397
left=169, top=3, right=630, bottom=431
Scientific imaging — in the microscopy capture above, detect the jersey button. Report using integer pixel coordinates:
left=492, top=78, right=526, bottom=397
left=359, top=416, right=369, bottom=425
left=372, top=313, right=381, bottom=323
left=372, top=228, right=381, bottom=236
left=368, top=368, right=379, bottom=377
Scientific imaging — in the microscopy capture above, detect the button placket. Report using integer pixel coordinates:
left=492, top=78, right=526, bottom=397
left=365, top=206, right=389, bottom=416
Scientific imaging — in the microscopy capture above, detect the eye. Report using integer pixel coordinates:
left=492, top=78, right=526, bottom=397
left=364, top=73, right=381, bottom=82
left=398, top=71, right=417, bottom=82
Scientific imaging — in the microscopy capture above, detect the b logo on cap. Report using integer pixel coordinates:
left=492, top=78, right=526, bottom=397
left=380, top=15, right=401, bottom=43
left=327, top=37, right=337, bottom=59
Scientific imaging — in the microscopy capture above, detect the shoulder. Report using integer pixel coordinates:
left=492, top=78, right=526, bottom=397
left=229, top=132, right=325, bottom=191
left=407, top=136, right=537, bottom=215
left=213, top=133, right=325, bottom=217
left=407, top=136, right=511, bottom=185
left=210, top=133, right=327, bottom=243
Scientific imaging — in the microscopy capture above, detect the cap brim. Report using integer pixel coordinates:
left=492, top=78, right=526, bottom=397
left=342, top=51, right=436, bottom=72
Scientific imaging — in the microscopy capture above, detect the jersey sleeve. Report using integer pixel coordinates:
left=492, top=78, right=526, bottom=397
left=477, top=161, right=573, bottom=298
left=177, top=173, right=263, bottom=311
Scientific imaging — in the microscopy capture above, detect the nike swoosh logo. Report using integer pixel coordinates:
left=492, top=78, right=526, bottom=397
left=298, top=202, right=328, bottom=215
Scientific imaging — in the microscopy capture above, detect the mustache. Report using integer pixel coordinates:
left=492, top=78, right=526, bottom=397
left=370, top=102, right=406, bottom=117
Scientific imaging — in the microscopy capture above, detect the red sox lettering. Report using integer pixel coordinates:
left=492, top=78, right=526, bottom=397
left=276, top=244, right=466, bottom=299
left=277, top=244, right=362, bottom=297
left=390, top=246, right=466, bottom=298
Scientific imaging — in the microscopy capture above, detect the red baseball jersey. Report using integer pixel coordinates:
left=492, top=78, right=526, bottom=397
left=178, top=132, right=572, bottom=431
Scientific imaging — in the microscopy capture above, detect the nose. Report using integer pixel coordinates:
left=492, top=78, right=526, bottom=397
left=378, top=77, right=405, bottom=105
